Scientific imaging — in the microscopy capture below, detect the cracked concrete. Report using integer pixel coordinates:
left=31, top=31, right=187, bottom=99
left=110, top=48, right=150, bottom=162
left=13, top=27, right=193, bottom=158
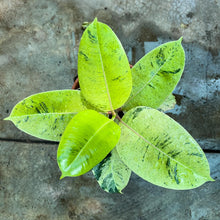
left=0, top=0, right=219, bottom=219
left=0, top=141, right=219, bottom=220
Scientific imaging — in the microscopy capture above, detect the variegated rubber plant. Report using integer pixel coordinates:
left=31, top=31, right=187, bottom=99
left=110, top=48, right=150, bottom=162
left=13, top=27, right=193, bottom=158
left=5, top=18, right=214, bottom=193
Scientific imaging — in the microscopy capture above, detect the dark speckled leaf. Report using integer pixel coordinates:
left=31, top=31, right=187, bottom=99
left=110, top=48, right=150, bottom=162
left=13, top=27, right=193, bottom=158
left=78, top=18, right=132, bottom=112
left=5, top=90, right=86, bottom=141
left=57, top=110, right=121, bottom=178
left=93, top=148, right=131, bottom=193
left=117, top=106, right=214, bottom=190
left=122, top=38, right=185, bottom=111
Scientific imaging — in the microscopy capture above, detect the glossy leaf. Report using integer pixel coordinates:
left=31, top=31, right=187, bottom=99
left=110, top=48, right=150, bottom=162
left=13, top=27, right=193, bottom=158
left=78, top=18, right=132, bottom=112
left=93, top=148, right=131, bottom=193
left=158, top=94, right=176, bottom=112
left=117, top=106, right=213, bottom=190
left=57, top=110, right=121, bottom=178
left=123, top=38, right=185, bottom=111
left=4, top=90, right=86, bottom=141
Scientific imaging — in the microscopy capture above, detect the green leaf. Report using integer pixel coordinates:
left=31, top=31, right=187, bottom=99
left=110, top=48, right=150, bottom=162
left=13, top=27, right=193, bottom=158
left=5, top=90, right=86, bottom=141
left=117, top=106, right=213, bottom=190
left=122, top=38, right=185, bottom=111
left=93, top=148, right=131, bottom=193
left=78, top=18, right=132, bottom=112
left=57, top=110, right=121, bottom=178
left=158, top=94, right=176, bottom=112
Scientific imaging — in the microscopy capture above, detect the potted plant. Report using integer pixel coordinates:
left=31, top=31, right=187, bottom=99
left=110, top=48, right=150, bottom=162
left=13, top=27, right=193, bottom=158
left=5, top=18, right=213, bottom=193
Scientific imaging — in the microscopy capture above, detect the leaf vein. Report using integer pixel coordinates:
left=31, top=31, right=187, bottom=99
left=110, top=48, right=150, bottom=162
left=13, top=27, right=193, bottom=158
left=67, top=119, right=113, bottom=169
left=95, top=21, right=114, bottom=112
left=118, top=117, right=207, bottom=179
left=126, top=42, right=179, bottom=104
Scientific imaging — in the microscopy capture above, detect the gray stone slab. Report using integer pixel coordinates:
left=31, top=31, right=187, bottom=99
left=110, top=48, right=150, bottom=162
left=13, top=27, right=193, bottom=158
left=0, top=141, right=219, bottom=220
left=0, top=0, right=219, bottom=149
left=0, top=0, right=79, bottom=140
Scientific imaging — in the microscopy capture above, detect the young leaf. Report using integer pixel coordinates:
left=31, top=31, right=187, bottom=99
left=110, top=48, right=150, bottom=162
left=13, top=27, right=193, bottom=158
left=117, top=107, right=213, bottom=190
left=5, top=90, right=86, bottom=141
left=122, top=38, right=185, bottom=111
left=93, top=148, right=131, bottom=193
left=57, top=110, right=121, bottom=178
left=158, top=94, right=176, bottom=112
left=78, top=18, right=132, bottom=112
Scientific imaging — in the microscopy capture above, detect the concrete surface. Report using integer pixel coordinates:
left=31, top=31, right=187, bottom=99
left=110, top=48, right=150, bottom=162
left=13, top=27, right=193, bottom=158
left=0, top=0, right=219, bottom=219
left=0, top=141, right=219, bottom=220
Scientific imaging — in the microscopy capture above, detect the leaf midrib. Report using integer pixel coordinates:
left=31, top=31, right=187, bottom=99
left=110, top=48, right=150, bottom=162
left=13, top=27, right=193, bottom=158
left=120, top=119, right=208, bottom=180
left=67, top=119, right=113, bottom=170
left=95, top=21, right=114, bottom=112
left=126, top=42, right=179, bottom=104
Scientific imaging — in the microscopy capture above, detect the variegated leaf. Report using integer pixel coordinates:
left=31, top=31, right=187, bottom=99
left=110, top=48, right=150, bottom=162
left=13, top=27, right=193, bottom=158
left=93, top=148, right=131, bottom=193
left=117, top=106, right=214, bottom=190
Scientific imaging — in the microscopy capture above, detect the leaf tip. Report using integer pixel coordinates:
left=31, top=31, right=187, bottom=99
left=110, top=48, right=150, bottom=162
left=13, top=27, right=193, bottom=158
left=60, top=174, right=66, bottom=180
left=94, top=17, right=98, bottom=23
left=4, top=117, right=10, bottom=121
left=208, top=176, right=215, bottom=182
left=178, top=36, right=183, bottom=43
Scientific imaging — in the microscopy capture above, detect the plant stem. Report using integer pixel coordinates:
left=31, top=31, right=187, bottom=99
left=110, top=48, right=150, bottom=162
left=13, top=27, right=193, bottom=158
left=72, top=78, right=79, bottom=89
